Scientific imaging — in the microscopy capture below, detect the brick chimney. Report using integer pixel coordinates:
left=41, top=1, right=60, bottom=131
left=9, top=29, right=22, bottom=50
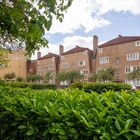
left=37, top=52, right=41, bottom=59
left=93, top=35, right=98, bottom=51
left=59, top=44, right=64, bottom=55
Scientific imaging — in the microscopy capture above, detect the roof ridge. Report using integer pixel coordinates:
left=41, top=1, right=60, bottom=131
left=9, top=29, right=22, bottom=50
left=99, top=35, right=140, bottom=48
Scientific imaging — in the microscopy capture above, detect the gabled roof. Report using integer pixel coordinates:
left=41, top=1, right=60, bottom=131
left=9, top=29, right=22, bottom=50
left=38, top=53, right=59, bottom=60
left=98, top=35, right=140, bottom=48
left=61, top=46, right=92, bottom=55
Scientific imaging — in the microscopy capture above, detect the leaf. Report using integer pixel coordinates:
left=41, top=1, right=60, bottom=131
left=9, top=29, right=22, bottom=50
left=115, top=119, right=121, bottom=131
left=131, top=130, right=140, bottom=136
left=26, top=129, right=34, bottom=136
left=18, top=125, right=27, bottom=129
left=125, top=119, right=133, bottom=130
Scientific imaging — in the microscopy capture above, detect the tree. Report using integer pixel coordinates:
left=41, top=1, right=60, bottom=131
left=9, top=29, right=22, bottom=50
left=57, top=70, right=83, bottom=85
left=0, top=0, right=73, bottom=56
left=91, top=68, right=115, bottom=82
left=27, top=74, right=43, bottom=82
left=4, top=72, right=16, bottom=80
left=45, top=71, right=55, bottom=83
left=127, top=68, right=140, bottom=80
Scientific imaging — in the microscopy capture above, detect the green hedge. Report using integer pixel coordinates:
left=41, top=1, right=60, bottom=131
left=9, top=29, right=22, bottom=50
left=0, top=86, right=140, bottom=139
left=70, top=82, right=131, bottom=93
left=0, top=81, right=56, bottom=90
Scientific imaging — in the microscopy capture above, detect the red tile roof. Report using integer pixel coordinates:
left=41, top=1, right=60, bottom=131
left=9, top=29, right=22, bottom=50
left=38, top=53, right=59, bottom=60
left=98, top=35, right=140, bottom=48
left=61, top=46, right=92, bottom=55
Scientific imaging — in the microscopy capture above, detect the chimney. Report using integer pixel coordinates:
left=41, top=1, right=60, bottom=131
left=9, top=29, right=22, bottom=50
left=37, top=52, right=41, bottom=59
left=59, top=44, right=64, bottom=55
left=93, top=35, right=98, bottom=51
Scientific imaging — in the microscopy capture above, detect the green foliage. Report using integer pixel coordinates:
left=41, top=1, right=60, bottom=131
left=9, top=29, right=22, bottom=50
left=91, top=68, right=116, bottom=82
left=0, top=86, right=140, bottom=139
left=70, top=82, right=131, bottom=93
left=27, top=74, right=43, bottom=82
left=0, top=0, right=73, bottom=56
left=127, top=68, right=140, bottom=80
left=4, top=72, right=16, bottom=80
left=57, top=70, right=83, bottom=84
left=16, top=77, right=24, bottom=82
left=69, top=81, right=84, bottom=90
left=45, top=71, right=55, bottom=83
left=3, top=81, right=56, bottom=90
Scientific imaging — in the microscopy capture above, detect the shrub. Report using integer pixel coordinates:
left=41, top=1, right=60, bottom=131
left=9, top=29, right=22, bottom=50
left=3, top=82, right=56, bottom=90
left=0, top=86, right=140, bottom=139
left=83, top=82, right=131, bottom=93
left=70, top=82, right=131, bottom=93
left=69, top=81, right=84, bottom=90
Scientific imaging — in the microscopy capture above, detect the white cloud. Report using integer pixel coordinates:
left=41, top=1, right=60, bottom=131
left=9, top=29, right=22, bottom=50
left=96, top=0, right=140, bottom=15
left=47, top=0, right=140, bottom=34
left=48, top=0, right=110, bottom=34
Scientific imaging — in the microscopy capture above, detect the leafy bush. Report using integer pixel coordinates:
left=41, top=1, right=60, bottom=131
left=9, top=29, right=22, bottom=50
left=3, top=82, right=56, bottom=90
left=0, top=86, right=140, bottom=139
left=70, top=82, right=131, bottom=93
left=0, top=80, right=5, bottom=86
left=69, top=81, right=84, bottom=90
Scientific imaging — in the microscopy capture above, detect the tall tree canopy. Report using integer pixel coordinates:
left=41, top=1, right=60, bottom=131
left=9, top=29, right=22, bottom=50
left=0, top=0, right=73, bottom=56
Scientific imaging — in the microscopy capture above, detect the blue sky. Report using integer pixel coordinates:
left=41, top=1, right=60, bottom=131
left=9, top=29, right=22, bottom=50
left=32, top=0, right=140, bottom=59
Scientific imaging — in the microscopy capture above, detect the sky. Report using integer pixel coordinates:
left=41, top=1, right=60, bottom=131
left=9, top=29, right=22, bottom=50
left=32, top=0, right=140, bottom=60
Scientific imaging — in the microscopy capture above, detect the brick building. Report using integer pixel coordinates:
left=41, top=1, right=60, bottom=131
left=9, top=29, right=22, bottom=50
left=95, top=35, right=140, bottom=86
left=0, top=50, right=27, bottom=79
left=59, top=45, right=94, bottom=85
left=36, top=52, right=60, bottom=84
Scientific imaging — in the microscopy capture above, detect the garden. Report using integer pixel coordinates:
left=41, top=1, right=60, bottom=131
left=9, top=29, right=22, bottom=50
left=1, top=81, right=140, bottom=140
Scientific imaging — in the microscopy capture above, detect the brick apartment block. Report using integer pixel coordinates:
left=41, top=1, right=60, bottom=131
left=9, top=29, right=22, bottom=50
left=59, top=45, right=94, bottom=85
left=35, top=52, right=60, bottom=84
left=26, top=35, right=140, bottom=86
left=95, top=35, right=140, bottom=86
left=0, top=50, right=27, bottom=79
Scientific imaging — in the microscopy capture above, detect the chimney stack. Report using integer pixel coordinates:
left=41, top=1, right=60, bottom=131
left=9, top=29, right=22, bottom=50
left=93, top=35, right=98, bottom=51
left=37, top=52, right=41, bottom=59
left=59, top=44, right=64, bottom=55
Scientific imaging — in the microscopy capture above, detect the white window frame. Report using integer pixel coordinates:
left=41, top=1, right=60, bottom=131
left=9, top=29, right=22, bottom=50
left=135, top=41, right=140, bottom=46
left=125, top=65, right=140, bottom=73
left=127, top=53, right=139, bottom=61
left=98, top=48, right=103, bottom=53
left=99, top=56, right=109, bottom=64
left=80, top=70, right=88, bottom=75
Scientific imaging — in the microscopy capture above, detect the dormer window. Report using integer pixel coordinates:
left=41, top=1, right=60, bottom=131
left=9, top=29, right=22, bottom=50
left=135, top=41, right=140, bottom=46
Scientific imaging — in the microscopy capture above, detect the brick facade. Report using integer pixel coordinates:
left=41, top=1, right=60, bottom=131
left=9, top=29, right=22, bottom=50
left=95, top=35, right=140, bottom=85
left=0, top=51, right=27, bottom=79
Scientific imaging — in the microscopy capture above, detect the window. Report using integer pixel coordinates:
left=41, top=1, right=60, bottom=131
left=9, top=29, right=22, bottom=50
left=133, top=79, right=140, bottom=86
left=80, top=70, right=88, bottom=75
left=79, top=60, right=86, bottom=66
left=127, top=53, right=139, bottom=61
left=135, top=41, right=140, bottom=46
left=125, top=66, right=131, bottom=73
left=115, top=57, right=120, bottom=65
left=98, top=48, right=103, bottom=53
left=99, top=56, right=109, bottom=64
left=125, top=65, right=140, bottom=73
